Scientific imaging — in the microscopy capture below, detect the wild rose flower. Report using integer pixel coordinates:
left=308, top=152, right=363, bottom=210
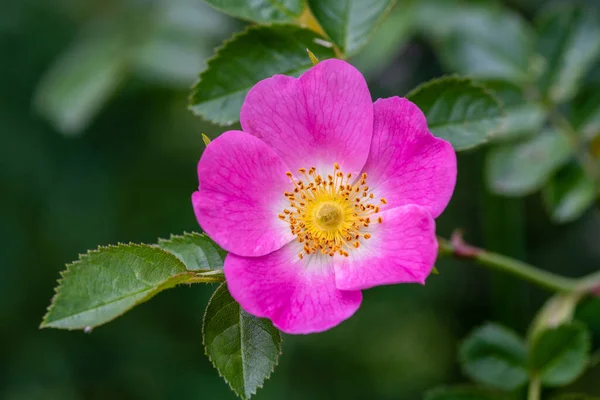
left=192, top=59, right=456, bottom=334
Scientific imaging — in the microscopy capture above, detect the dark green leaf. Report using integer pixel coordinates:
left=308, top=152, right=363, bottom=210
left=543, top=163, right=596, bottom=224
left=189, top=25, right=336, bottom=125
left=307, top=0, right=395, bottom=56
left=407, top=77, right=504, bottom=151
left=571, top=86, right=600, bottom=140
left=576, top=298, right=600, bottom=334
left=425, top=386, right=511, bottom=400
left=459, top=323, right=528, bottom=390
left=416, top=1, right=535, bottom=83
left=486, top=130, right=572, bottom=196
left=481, top=80, right=546, bottom=142
left=157, top=232, right=226, bottom=271
left=202, top=0, right=304, bottom=23
left=203, top=284, right=282, bottom=399
left=34, top=33, right=128, bottom=135
left=536, top=5, right=600, bottom=103
left=41, top=244, right=193, bottom=330
left=530, top=322, right=591, bottom=386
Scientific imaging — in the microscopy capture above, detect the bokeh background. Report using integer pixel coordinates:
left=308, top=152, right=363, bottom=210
left=2, top=0, right=600, bottom=399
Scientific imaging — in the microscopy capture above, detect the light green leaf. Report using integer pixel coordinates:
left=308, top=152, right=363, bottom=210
left=543, top=163, right=596, bottom=224
left=571, top=86, right=600, bottom=140
left=41, top=244, right=194, bottom=330
left=407, top=77, right=504, bottom=151
left=203, top=284, right=282, bottom=400
left=189, top=25, right=336, bottom=125
left=536, top=5, right=600, bottom=103
left=416, top=1, right=535, bottom=83
left=530, top=322, right=591, bottom=387
left=307, top=0, right=395, bottom=56
left=34, top=33, right=128, bottom=136
left=459, top=323, right=528, bottom=391
left=201, top=0, right=304, bottom=23
left=486, top=130, right=572, bottom=196
left=157, top=232, right=226, bottom=271
left=425, top=386, right=511, bottom=400
left=481, top=80, right=546, bottom=142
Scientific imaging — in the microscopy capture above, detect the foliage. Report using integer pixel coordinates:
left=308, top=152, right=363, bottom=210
left=35, top=0, right=600, bottom=399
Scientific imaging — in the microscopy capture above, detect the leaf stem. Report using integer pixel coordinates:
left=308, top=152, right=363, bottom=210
left=527, top=377, right=541, bottom=400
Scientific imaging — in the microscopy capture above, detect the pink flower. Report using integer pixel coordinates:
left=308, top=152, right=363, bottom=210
left=192, top=59, right=456, bottom=334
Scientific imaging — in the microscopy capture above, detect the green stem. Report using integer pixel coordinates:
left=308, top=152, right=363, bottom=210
left=527, top=377, right=541, bottom=400
left=438, top=236, right=578, bottom=292
left=578, top=269, right=600, bottom=292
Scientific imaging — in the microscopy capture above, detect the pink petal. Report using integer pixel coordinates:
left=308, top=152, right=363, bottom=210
left=334, top=205, right=438, bottom=291
left=193, top=131, right=294, bottom=257
left=240, top=59, right=373, bottom=177
left=363, top=97, right=457, bottom=218
left=224, top=242, right=362, bottom=334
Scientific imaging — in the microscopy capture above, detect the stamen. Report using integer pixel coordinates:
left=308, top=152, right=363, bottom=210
left=279, top=163, right=386, bottom=258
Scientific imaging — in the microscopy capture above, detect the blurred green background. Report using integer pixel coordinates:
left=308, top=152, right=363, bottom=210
left=2, top=0, right=600, bottom=398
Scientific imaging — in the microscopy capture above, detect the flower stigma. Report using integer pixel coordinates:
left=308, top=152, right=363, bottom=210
left=278, top=163, right=387, bottom=259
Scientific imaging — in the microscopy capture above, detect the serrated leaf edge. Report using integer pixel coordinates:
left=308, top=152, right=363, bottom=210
left=188, top=23, right=333, bottom=126
left=203, top=0, right=306, bottom=24
left=40, top=242, right=193, bottom=330
left=156, top=231, right=227, bottom=272
left=407, top=75, right=506, bottom=151
left=202, top=283, right=283, bottom=400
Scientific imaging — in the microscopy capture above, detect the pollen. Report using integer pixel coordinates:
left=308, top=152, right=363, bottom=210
left=280, top=164, right=386, bottom=258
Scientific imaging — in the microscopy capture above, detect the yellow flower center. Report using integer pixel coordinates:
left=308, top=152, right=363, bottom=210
left=278, top=163, right=386, bottom=259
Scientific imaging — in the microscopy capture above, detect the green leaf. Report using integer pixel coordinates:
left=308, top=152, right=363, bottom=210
left=203, top=284, right=282, bottom=400
left=416, top=1, right=535, bottom=83
left=481, top=80, right=546, bottom=142
left=530, top=322, right=591, bottom=387
left=34, top=33, right=128, bottom=135
left=425, top=386, right=511, bottom=400
left=157, top=232, right=226, bottom=271
left=571, top=86, right=600, bottom=140
left=201, top=0, right=304, bottom=23
left=459, top=323, right=528, bottom=391
left=543, top=163, right=596, bottom=224
left=307, top=0, right=395, bottom=56
left=350, top=2, right=416, bottom=76
left=407, top=77, right=504, bottom=151
left=575, top=298, right=600, bottom=334
left=536, top=5, right=600, bottom=103
left=486, top=130, right=572, bottom=196
left=189, top=25, right=336, bottom=125
left=41, top=244, right=194, bottom=330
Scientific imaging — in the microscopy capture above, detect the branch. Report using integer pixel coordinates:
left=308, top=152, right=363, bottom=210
left=438, top=231, right=579, bottom=293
